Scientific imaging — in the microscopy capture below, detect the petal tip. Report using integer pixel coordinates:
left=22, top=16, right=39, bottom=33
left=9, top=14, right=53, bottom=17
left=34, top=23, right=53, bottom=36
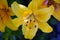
left=43, top=27, right=53, bottom=33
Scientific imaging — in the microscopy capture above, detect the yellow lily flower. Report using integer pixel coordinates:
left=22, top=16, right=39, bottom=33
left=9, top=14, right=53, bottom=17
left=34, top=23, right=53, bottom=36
left=11, top=1, right=54, bottom=39
left=40, top=0, right=60, bottom=21
left=0, top=0, right=19, bottom=32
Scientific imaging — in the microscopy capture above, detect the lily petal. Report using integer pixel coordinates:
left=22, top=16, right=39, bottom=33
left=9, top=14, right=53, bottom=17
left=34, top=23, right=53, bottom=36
left=22, top=19, right=38, bottom=39
left=12, top=18, right=23, bottom=27
left=0, top=18, right=5, bottom=32
left=3, top=15, right=18, bottom=31
left=8, top=7, right=15, bottom=16
left=39, top=0, right=48, bottom=8
left=34, top=5, right=54, bottom=22
left=28, top=0, right=45, bottom=11
left=11, top=2, right=28, bottom=19
left=0, top=0, right=8, bottom=8
left=54, top=0, right=60, bottom=3
left=53, top=5, right=60, bottom=21
left=38, top=22, right=53, bottom=33
left=23, top=10, right=32, bottom=19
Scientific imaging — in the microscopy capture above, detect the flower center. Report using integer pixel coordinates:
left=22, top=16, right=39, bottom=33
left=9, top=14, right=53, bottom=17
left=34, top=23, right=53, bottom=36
left=47, top=0, right=57, bottom=7
left=25, top=19, right=37, bottom=29
left=24, top=13, right=38, bottom=29
left=0, top=8, right=9, bottom=19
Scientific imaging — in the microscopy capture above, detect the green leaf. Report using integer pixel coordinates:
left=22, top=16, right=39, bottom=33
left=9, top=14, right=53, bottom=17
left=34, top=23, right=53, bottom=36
left=11, top=25, right=25, bottom=40
left=2, top=27, right=12, bottom=40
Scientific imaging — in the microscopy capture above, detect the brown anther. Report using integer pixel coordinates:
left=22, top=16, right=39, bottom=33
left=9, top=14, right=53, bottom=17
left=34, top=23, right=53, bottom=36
left=34, top=20, right=35, bottom=22
left=30, top=19, right=32, bottom=22
left=1, top=17, right=3, bottom=20
left=35, top=25, right=36, bottom=28
left=29, top=27, right=31, bottom=29
left=26, top=21, right=28, bottom=23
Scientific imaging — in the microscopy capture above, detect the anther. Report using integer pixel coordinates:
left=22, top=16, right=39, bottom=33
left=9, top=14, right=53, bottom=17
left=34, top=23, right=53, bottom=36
left=30, top=19, right=32, bottom=22
left=34, top=20, right=35, bottom=22
left=26, top=21, right=28, bottom=23
left=29, top=27, right=31, bottom=29
left=35, top=25, right=36, bottom=28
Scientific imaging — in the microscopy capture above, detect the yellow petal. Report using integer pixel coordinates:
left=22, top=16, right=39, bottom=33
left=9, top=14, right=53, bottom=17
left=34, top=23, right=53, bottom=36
left=0, top=0, right=8, bottom=8
left=3, top=15, right=18, bottom=31
left=0, top=18, right=5, bottom=32
left=28, top=0, right=45, bottom=11
left=39, top=1, right=47, bottom=8
left=8, top=7, right=15, bottom=16
left=22, top=19, right=38, bottom=39
left=11, top=2, right=28, bottom=19
left=12, top=18, right=23, bottom=27
left=22, top=10, right=32, bottom=19
left=34, top=5, right=54, bottom=22
left=38, top=22, right=53, bottom=33
left=54, top=0, right=60, bottom=3
left=53, top=5, right=60, bottom=21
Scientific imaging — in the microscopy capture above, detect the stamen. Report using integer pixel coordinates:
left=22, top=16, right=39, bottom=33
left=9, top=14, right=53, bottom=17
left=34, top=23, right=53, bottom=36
left=26, top=21, right=28, bottom=23
left=29, top=27, right=31, bottom=29
left=35, top=25, right=36, bottom=28
left=34, top=20, right=35, bottom=22
left=30, top=19, right=32, bottom=22
left=1, top=17, right=3, bottom=20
